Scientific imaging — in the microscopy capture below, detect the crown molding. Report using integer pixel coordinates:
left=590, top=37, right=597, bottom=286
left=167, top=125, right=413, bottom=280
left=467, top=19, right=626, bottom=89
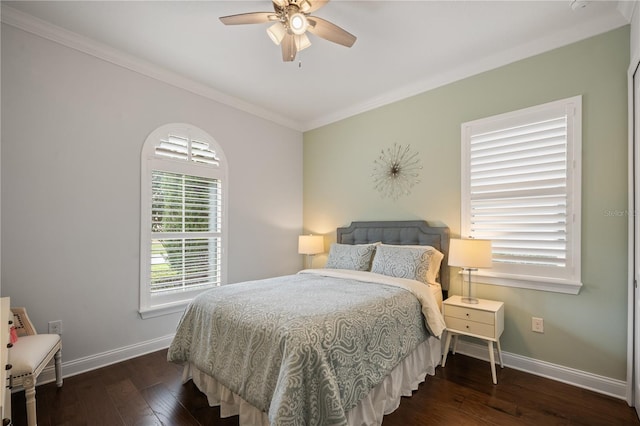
left=1, top=5, right=628, bottom=134
left=301, top=9, right=628, bottom=131
left=618, top=0, right=637, bottom=22
left=0, top=6, right=303, bottom=132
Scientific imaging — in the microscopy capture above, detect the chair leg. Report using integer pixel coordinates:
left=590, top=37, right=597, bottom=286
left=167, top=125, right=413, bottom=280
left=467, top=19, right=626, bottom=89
left=54, top=349, right=63, bottom=387
left=24, top=375, right=37, bottom=426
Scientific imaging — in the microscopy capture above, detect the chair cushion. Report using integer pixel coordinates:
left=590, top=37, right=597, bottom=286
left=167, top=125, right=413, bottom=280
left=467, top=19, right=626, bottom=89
left=9, top=334, right=61, bottom=375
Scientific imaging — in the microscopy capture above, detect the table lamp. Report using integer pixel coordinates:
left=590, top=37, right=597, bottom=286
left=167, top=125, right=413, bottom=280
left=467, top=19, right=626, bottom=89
left=449, top=238, right=492, bottom=304
left=298, top=235, right=324, bottom=268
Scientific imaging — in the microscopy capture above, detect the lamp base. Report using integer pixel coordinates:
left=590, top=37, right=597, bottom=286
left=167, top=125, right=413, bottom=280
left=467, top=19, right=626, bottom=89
left=462, top=268, right=479, bottom=304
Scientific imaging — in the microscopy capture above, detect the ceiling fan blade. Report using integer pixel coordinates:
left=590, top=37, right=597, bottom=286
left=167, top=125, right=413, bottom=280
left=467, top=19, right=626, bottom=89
left=307, top=16, right=356, bottom=48
left=281, top=33, right=297, bottom=62
left=219, top=12, right=277, bottom=25
left=307, top=0, right=329, bottom=13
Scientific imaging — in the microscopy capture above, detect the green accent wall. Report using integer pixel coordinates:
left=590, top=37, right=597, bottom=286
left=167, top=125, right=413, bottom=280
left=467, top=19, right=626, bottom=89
left=303, top=26, right=630, bottom=380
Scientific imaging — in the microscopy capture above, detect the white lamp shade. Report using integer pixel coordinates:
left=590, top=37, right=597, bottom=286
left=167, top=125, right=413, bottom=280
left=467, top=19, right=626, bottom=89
left=294, top=33, right=311, bottom=51
left=298, top=0, right=312, bottom=12
left=298, top=235, right=324, bottom=255
left=449, top=239, right=492, bottom=268
left=267, top=22, right=286, bottom=45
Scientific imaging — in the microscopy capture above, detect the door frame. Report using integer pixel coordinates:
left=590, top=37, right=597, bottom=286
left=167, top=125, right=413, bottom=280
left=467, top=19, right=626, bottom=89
left=628, top=55, right=640, bottom=410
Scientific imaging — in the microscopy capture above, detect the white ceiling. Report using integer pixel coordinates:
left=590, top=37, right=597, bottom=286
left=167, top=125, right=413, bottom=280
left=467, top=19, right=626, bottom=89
left=1, top=1, right=632, bottom=131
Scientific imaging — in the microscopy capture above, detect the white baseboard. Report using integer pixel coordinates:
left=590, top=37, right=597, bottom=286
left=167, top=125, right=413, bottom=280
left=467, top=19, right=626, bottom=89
left=453, top=339, right=627, bottom=400
left=31, top=333, right=175, bottom=388
left=28, top=333, right=627, bottom=402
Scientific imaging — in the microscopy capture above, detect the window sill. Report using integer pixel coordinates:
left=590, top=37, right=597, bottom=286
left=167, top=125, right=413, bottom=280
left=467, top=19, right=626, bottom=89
left=470, top=271, right=583, bottom=295
left=139, top=301, right=190, bottom=319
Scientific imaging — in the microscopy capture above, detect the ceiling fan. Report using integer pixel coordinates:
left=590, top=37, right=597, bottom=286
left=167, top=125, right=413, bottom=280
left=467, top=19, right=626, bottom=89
left=219, top=0, right=357, bottom=62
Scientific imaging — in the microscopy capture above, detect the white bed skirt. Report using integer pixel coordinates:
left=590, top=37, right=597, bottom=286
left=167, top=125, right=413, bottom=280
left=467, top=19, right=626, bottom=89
left=182, top=335, right=444, bottom=426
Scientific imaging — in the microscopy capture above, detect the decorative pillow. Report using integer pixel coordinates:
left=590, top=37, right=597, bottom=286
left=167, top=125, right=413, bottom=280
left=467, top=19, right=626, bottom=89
left=324, top=243, right=378, bottom=271
left=371, top=244, right=444, bottom=284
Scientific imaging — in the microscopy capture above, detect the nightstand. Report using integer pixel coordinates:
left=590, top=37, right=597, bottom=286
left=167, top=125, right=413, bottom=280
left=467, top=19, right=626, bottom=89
left=441, top=295, right=504, bottom=384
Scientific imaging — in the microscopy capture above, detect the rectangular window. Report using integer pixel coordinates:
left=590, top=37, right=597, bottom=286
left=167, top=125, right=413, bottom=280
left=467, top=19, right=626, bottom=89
left=461, top=96, right=582, bottom=294
left=150, top=170, right=222, bottom=294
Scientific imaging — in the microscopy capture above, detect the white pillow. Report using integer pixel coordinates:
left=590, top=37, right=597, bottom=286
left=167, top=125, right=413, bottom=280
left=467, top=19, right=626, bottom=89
left=371, top=244, right=444, bottom=284
left=324, top=243, right=378, bottom=271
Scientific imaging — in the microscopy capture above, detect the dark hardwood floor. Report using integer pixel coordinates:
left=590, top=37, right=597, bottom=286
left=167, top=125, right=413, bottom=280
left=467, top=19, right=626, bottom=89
left=11, top=349, right=640, bottom=426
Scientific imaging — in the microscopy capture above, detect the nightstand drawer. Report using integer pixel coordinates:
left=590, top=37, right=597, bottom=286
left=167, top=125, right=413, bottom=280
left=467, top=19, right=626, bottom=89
left=445, top=316, right=496, bottom=338
left=445, top=304, right=495, bottom=325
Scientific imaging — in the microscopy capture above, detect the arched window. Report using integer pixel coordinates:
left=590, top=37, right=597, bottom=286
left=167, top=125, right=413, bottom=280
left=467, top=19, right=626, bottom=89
left=139, top=123, right=228, bottom=318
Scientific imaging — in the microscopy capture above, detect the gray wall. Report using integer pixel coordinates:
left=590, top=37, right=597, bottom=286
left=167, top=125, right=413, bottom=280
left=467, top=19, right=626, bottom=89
left=1, top=24, right=303, bottom=367
left=304, top=26, right=630, bottom=381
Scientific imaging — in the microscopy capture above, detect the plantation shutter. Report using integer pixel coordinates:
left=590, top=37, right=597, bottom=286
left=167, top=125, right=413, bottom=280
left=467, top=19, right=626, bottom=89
left=468, top=116, right=568, bottom=267
left=461, top=96, right=582, bottom=294
left=155, top=135, right=220, bottom=165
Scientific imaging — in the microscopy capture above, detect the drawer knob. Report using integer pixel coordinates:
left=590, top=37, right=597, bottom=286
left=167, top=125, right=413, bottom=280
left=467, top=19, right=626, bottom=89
left=466, top=325, right=470, bottom=329
left=6, top=343, right=12, bottom=349
left=466, top=313, right=470, bottom=317
left=7, top=321, right=12, bottom=326
left=5, top=364, right=11, bottom=371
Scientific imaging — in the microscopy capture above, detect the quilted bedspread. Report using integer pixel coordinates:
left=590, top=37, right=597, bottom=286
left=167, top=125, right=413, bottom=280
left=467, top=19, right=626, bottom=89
left=167, top=269, right=446, bottom=426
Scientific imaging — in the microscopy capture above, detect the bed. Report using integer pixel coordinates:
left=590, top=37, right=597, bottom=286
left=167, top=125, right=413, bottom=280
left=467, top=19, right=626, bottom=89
left=168, top=220, right=450, bottom=426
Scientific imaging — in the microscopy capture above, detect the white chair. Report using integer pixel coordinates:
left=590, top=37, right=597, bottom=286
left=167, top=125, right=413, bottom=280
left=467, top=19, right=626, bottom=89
left=8, top=307, right=62, bottom=426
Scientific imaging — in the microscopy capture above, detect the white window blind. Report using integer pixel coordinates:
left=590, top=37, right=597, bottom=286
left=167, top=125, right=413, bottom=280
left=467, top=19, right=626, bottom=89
left=461, top=96, right=582, bottom=294
left=140, top=124, right=228, bottom=318
left=150, top=170, right=222, bottom=294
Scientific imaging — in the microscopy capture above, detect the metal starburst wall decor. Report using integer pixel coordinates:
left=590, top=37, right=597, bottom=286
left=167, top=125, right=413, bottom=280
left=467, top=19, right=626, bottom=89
left=372, top=143, right=422, bottom=200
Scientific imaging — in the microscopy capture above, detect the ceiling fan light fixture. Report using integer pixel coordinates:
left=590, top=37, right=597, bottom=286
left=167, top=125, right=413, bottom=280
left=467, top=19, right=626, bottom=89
left=273, top=0, right=288, bottom=8
left=289, top=12, right=308, bottom=35
left=298, top=0, right=312, bottom=13
left=219, top=1, right=357, bottom=62
left=294, top=33, right=311, bottom=51
left=267, top=22, right=286, bottom=45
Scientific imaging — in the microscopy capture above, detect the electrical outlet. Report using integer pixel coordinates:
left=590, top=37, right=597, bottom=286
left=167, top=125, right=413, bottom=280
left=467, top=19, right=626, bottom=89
left=48, top=320, right=62, bottom=335
left=532, top=317, right=544, bottom=333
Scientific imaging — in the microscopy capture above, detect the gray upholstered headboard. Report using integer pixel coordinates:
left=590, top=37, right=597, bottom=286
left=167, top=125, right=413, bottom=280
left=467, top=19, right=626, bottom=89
left=336, top=220, right=451, bottom=292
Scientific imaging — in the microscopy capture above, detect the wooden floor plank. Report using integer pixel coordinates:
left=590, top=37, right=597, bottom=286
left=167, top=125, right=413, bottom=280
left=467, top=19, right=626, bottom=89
left=105, top=378, right=161, bottom=426
left=73, top=374, right=126, bottom=426
left=36, top=380, right=82, bottom=426
left=10, top=349, right=640, bottom=426
left=141, top=382, right=201, bottom=426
